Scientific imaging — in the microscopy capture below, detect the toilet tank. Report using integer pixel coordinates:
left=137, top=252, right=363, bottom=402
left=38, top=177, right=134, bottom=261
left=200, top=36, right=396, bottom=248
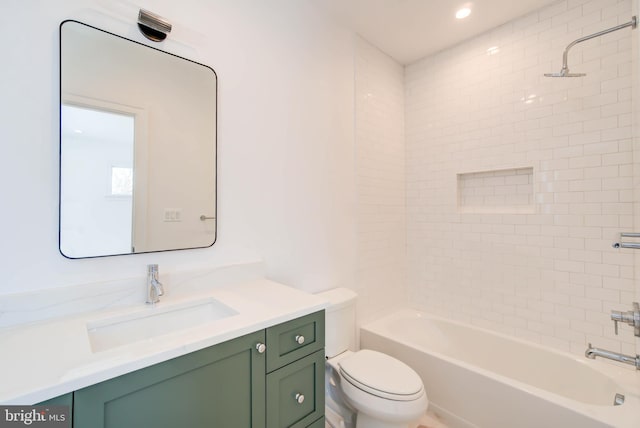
left=316, top=288, right=357, bottom=358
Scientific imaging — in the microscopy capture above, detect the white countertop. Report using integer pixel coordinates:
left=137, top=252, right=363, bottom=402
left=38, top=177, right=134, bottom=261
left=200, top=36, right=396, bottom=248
left=0, top=279, right=327, bottom=404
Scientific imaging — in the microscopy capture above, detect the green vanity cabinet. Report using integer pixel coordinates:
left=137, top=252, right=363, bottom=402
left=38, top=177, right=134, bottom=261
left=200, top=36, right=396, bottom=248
left=57, top=311, right=324, bottom=428
left=74, top=329, right=266, bottom=428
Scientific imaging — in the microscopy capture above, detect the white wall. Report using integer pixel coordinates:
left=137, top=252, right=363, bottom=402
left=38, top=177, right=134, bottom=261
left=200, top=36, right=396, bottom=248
left=354, top=37, right=407, bottom=324
left=405, top=0, right=637, bottom=356
left=0, top=1, right=356, bottom=294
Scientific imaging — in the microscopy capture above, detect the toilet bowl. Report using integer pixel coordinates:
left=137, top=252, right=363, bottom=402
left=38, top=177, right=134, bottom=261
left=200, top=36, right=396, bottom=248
left=329, top=349, right=428, bottom=428
left=318, top=288, right=428, bottom=428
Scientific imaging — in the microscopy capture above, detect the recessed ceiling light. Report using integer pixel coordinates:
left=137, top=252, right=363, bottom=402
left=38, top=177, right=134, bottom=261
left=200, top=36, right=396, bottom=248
left=456, top=7, right=471, bottom=19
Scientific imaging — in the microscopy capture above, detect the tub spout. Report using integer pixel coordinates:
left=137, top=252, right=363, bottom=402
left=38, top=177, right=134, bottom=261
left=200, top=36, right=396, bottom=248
left=585, top=343, right=640, bottom=370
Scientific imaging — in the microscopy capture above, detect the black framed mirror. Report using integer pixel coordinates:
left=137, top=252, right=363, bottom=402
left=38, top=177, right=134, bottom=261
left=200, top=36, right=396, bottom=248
left=59, top=20, right=217, bottom=258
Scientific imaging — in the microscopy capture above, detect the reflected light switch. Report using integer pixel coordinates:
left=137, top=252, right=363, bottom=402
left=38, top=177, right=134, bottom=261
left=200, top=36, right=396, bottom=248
left=163, top=209, right=182, bottom=222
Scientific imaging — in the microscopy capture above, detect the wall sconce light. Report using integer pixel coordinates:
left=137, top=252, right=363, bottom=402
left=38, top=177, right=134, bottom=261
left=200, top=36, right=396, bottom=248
left=138, top=9, right=172, bottom=42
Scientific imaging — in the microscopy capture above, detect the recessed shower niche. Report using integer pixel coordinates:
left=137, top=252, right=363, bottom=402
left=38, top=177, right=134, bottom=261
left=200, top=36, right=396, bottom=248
left=457, top=167, right=534, bottom=214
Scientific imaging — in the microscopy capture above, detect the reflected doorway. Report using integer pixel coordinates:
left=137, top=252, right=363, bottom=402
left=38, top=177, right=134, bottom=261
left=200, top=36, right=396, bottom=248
left=60, top=104, right=135, bottom=257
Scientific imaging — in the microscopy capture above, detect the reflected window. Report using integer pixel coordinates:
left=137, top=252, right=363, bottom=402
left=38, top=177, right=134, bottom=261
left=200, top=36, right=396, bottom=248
left=110, top=166, right=133, bottom=196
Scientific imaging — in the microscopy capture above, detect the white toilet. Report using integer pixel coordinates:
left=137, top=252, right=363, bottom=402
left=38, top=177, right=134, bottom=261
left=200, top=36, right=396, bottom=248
left=319, top=288, right=428, bottom=428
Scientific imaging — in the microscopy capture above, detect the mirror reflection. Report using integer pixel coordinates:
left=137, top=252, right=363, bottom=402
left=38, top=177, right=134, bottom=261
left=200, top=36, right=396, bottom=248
left=59, top=20, right=217, bottom=258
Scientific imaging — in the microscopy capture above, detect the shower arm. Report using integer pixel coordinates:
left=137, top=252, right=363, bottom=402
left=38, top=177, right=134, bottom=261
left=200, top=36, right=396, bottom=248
left=559, top=16, right=637, bottom=74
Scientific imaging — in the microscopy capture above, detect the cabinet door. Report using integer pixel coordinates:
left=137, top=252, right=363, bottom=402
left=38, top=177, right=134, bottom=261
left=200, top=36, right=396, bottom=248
left=74, top=330, right=266, bottom=428
left=266, top=350, right=325, bottom=428
left=36, top=393, right=73, bottom=407
left=35, top=393, right=73, bottom=427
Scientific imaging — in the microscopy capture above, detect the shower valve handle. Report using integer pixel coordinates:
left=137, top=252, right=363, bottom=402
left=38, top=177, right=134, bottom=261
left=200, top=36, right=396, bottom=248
left=610, top=302, right=640, bottom=337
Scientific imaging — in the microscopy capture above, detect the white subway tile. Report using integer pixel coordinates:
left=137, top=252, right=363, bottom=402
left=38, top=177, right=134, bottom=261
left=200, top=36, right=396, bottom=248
left=584, top=263, right=620, bottom=277
left=585, top=286, right=620, bottom=302
left=568, top=202, right=601, bottom=214
left=404, top=0, right=635, bottom=356
left=570, top=272, right=604, bottom=287
left=555, top=326, right=587, bottom=343
left=583, top=190, right=619, bottom=202
left=601, top=125, right=632, bottom=141
left=569, top=249, right=602, bottom=263
left=570, top=295, right=604, bottom=311
left=570, top=318, right=605, bottom=337
left=602, top=276, right=634, bottom=291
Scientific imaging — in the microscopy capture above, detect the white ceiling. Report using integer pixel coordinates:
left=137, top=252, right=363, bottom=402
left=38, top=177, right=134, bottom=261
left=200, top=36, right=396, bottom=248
left=312, top=0, right=558, bottom=64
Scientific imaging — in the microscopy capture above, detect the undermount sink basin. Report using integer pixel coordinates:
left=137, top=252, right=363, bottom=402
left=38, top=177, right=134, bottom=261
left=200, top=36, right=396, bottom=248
left=87, top=298, right=238, bottom=353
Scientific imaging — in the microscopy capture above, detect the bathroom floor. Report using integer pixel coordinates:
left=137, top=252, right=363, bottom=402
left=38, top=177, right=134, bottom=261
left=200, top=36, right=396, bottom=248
left=417, top=411, right=449, bottom=428
left=324, top=411, right=449, bottom=428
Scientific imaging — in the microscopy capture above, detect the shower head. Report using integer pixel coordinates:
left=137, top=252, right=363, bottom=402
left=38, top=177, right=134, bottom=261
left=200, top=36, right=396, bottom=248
left=544, top=16, right=636, bottom=78
left=544, top=73, right=586, bottom=77
left=544, top=70, right=586, bottom=77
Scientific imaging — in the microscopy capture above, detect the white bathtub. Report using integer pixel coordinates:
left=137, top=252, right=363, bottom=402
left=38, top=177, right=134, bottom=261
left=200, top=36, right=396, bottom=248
left=360, top=309, right=640, bottom=428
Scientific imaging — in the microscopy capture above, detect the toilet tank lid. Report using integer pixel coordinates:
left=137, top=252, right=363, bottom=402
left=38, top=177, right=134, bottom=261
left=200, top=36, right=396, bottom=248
left=316, top=288, right=357, bottom=311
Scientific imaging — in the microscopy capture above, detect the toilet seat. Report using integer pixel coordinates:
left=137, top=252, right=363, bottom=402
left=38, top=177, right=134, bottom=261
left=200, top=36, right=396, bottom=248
left=339, top=349, right=425, bottom=401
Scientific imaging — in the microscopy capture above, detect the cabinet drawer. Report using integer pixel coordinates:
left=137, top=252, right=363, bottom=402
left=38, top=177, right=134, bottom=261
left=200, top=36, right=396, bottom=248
left=266, top=350, right=325, bottom=428
left=267, top=311, right=324, bottom=372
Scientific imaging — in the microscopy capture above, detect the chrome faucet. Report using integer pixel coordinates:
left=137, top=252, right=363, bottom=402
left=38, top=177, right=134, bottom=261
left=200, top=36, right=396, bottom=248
left=585, top=343, right=640, bottom=370
left=146, top=264, right=164, bottom=304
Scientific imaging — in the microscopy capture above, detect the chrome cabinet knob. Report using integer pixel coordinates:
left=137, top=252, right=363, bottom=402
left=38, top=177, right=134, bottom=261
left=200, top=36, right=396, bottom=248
left=295, top=393, right=305, bottom=404
left=256, top=343, right=266, bottom=354
left=295, top=335, right=305, bottom=345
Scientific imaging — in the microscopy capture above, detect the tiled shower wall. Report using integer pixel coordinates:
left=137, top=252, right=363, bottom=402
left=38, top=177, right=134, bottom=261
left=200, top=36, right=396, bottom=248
left=354, top=37, right=407, bottom=324
left=405, top=0, right=637, bottom=356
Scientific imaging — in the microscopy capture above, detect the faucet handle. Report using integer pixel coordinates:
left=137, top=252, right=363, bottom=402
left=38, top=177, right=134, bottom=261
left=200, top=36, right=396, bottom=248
left=610, top=302, right=640, bottom=337
left=611, top=311, right=623, bottom=335
left=634, top=302, right=640, bottom=337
